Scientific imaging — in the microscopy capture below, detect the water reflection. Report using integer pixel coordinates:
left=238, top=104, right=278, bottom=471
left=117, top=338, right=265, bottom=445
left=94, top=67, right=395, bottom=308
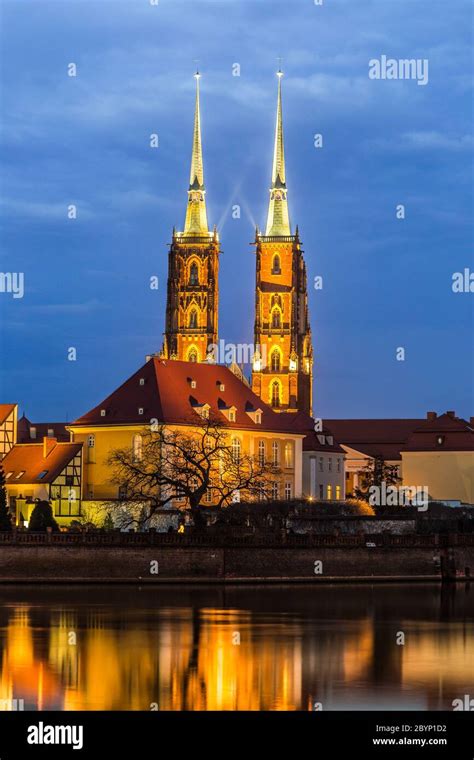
left=0, top=584, right=472, bottom=711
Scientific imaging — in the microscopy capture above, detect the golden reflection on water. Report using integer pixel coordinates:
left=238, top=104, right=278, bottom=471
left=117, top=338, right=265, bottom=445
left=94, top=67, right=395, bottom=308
left=0, top=586, right=472, bottom=711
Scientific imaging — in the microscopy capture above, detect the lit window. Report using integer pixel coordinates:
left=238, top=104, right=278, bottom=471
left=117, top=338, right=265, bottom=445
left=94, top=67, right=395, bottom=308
left=100, top=409, right=106, bottom=417
left=271, top=381, right=280, bottom=408
left=284, top=482, right=292, bottom=500
left=336, top=485, right=341, bottom=500
left=284, top=442, right=293, bottom=468
left=189, top=262, right=199, bottom=286
left=272, top=441, right=279, bottom=465
left=228, top=409, right=236, bottom=422
left=37, top=470, right=48, bottom=480
left=30, top=427, right=36, bottom=439
left=231, top=438, right=241, bottom=463
left=271, top=254, right=281, bottom=275
left=47, top=428, right=54, bottom=437
left=138, top=407, right=144, bottom=415
left=258, top=440, right=265, bottom=465
left=88, top=435, right=95, bottom=448
left=133, top=434, right=142, bottom=462
left=255, top=412, right=262, bottom=425
left=15, top=471, right=25, bottom=479
left=271, top=309, right=282, bottom=330
left=5, top=472, right=13, bottom=479
left=271, top=349, right=281, bottom=372
left=327, top=485, right=332, bottom=500
left=139, top=378, right=145, bottom=386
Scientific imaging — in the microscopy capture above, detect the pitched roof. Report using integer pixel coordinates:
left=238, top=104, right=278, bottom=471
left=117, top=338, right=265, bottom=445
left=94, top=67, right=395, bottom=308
left=0, top=404, right=16, bottom=425
left=325, top=418, right=424, bottom=460
left=72, top=358, right=313, bottom=435
left=17, top=415, right=69, bottom=443
left=401, top=412, right=474, bottom=452
left=2, top=442, right=82, bottom=484
left=303, top=428, right=345, bottom=453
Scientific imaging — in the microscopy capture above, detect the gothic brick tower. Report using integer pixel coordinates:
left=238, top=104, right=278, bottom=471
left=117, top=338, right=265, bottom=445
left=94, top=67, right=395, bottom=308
left=162, top=72, right=219, bottom=363
left=251, top=70, right=313, bottom=415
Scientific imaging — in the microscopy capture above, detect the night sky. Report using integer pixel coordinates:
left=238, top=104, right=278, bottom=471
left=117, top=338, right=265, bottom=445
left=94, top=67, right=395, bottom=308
left=0, top=0, right=472, bottom=422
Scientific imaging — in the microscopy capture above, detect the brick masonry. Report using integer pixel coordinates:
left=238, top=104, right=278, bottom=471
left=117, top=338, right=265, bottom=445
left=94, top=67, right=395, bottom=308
left=0, top=544, right=472, bottom=581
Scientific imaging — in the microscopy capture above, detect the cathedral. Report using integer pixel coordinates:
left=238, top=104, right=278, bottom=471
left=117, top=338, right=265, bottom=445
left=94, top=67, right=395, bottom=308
left=161, top=69, right=314, bottom=417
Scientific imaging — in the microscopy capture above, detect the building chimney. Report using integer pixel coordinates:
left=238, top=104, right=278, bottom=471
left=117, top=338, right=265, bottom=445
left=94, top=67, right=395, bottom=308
left=43, top=437, right=57, bottom=457
left=446, top=411, right=456, bottom=419
left=426, top=411, right=437, bottom=421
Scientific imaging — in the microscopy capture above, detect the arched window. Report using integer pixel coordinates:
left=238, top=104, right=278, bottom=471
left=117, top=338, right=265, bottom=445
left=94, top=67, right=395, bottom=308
left=272, top=254, right=281, bottom=274
left=284, top=442, right=293, bottom=468
left=231, top=437, right=242, bottom=463
left=189, top=309, right=198, bottom=329
left=271, top=309, right=281, bottom=330
left=133, top=434, right=142, bottom=462
left=271, top=294, right=282, bottom=309
left=272, top=441, right=279, bottom=465
left=271, top=381, right=280, bottom=408
left=271, top=349, right=281, bottom=372
left=258, top=440, right=265, bottom=465
left=189, top=262, right=199, bottom=285
left=188, top=347, right=198, bottom=362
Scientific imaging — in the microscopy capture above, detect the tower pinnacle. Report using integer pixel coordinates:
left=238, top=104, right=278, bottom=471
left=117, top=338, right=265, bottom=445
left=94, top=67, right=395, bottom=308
left=265, top=69, right=291, bottom=236
left=183, top=70, right=209, bottom=236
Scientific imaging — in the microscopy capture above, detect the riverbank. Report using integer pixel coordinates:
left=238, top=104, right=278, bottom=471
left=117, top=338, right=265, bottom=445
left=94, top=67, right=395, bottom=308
left=0, top=532, right=472, bottom=582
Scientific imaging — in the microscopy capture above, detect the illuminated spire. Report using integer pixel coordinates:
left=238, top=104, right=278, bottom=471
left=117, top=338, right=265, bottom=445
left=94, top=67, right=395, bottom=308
left=183, top=70, right=209, bottom=235
left=265, top=68, right=291, bottom=236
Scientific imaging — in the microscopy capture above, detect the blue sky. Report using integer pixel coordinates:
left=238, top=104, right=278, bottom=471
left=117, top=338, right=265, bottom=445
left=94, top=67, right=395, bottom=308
left=0, top=0, right=472, bottom=422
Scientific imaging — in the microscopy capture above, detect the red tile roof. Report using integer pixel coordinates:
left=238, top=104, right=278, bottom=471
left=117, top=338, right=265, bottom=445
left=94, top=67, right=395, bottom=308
left=325, top=418, right=424, bottom=460
left=303, top=428, right=345, bottom=453
left=0, top=404, right=16, bottom=426
left=2, top=442, right=82, bottom=484
left=401, top=412, right=474, bottom=452
left=17, top=415, right=69, bottom=443
left=72, top=359, right=313, bottom=435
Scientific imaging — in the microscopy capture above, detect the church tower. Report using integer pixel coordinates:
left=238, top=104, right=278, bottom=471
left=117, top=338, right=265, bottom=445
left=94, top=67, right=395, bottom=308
left=251, top=70, right=313, bottom=415
left=162, top=72, right=219, bottom=363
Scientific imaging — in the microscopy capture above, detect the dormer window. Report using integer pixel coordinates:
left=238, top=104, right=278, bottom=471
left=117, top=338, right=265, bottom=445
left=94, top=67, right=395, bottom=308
left=190, top=380, right=197, bottom=389
left=15, top=471, right=25, bottom=479
left=219, top=383, right=225, bottom=392
left=436, top=435, right=445, bottom=446
left=100, top=409, right=106, bottom=417
left=255, top=411, right=262, bottom=425
left=317, top=434, right=325, bottom=445
left=139, top=378, right=145, bottom=386
left=5, top=472, right=13, bottom=479
left=138, top=407, right=144, bottom=415
left=221, top=406, right=237, bottom=423
left=327, top=435, right=333, bottom=445
left=246, top=408, right=263, bottom=425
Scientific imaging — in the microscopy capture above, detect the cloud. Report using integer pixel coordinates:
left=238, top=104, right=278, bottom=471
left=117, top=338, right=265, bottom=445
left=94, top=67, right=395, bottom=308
left=402, top=131, right=473, bottom=151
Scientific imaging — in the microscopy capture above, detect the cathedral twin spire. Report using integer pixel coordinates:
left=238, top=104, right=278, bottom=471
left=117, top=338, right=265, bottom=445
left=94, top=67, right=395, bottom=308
left=183, top=71, right=210, bottom=236
left=265, top=70, right=291, bottom=237
left=182, top=68, right=291, bottom=239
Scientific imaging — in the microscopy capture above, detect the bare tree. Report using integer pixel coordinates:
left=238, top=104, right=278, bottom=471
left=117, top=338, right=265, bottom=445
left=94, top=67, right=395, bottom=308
left=107, top=418, right=280, bottom=529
